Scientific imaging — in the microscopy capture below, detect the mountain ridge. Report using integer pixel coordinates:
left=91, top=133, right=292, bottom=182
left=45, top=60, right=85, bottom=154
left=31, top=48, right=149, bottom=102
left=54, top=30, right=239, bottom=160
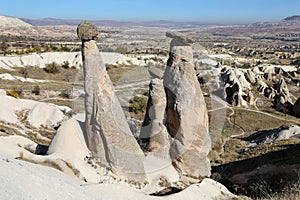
left=283, top=15, right=300, bottom=21
left=19, top=17, right=216, bottom=28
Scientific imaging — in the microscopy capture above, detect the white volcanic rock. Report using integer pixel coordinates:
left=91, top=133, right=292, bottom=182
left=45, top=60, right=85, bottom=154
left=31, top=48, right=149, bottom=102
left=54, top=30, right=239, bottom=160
left=0, top=16, right=32, bottom=27
left=208, top=54, right=234, bottom=60
left=196, top=58, right=218, bottom=68
left=0, top=52, right=166, bottom=70
left=20, top=118, right=111, bottom=183
left=244, top=69, right=256, bottom=85
left=0, top=122, right=236, bottom=199
left=0, top=92, right=37, bottom=123
left=0, top=73, right=49, bottom=83
left=221, top=66, right=253, bottom=107
left=245, top=125, right=300, bottom=145
left=28, top=102, right=65, bottom=128
left=258, top=64, right=297, bottom=74
left=0, top=149, right=237, bottom=200
left=165, top=178, right=238, bottom=200
left=142, top=155, right=180, bottom=194
left=0, top=52, right=81, bottom=70
left=140, top=79, right=171, bottom=159
left=47, top=119, right=89, bottom=157
left=164, top=34, right=211, bottom=178
left=0, top=90, right=68, bottom=131
left=46, top=118, right=105, bottom=182
left=0, top=135, right=37, bottom=158
left=78, top=22, right=146, bottom=182
left=0, top=73, right=15, bottom=81
left=257, top=75, right=269, bottom=94
left=0, top=56, right=23, bottom=70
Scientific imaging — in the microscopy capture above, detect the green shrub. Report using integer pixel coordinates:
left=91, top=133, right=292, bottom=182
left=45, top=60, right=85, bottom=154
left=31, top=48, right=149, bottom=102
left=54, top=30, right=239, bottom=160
left=32, top=85, right=40, bottom=95
left=61, top=61, right=70, bottom=69
left=198, top=74, right=211, bottom=84
left=59, top=90, right=71, bottom=98
left=44, top=62, right=61, bottom=74
left=60, top=46, right=71, bottom=52
left=50, top=45, right=58, bottom=51
left=129, top=96, right=147, bottom=114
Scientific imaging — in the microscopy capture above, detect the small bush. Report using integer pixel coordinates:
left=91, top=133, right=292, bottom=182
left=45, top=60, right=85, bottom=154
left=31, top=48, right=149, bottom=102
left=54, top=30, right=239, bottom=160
left=44, top=62, right=61, bottom=74
left=59, top=90, right=71, bottom=98
left=60, top=46, right=71, bottom=52
left=61, top=61, right=70, bottom=69
left=129, top=96, right=147, bottom=114
left=32, top=85, right=40, bottom=95
left=198, top=74, right=211, bottom=84
left=19, top=68, right=28, bottom=79
left=6, top=90, right=20, bottom=98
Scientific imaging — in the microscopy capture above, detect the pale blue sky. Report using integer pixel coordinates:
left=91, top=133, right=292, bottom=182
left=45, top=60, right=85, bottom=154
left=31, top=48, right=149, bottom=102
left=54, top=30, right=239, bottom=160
left=0, top=0, right=299, bottom=23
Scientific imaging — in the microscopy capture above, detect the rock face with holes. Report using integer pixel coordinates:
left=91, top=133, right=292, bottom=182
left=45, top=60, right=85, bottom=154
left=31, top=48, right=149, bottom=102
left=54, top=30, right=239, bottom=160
left=221, top=66, right=253, bottom=107
left=77, top=21, right=146, bottom=182
left=273, top=78, right=294, bottom=114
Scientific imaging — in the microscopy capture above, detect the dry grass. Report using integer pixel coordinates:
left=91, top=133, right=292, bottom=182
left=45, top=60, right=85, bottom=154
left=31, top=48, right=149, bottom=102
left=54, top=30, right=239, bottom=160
left=255, top=179, right=300, bottom=200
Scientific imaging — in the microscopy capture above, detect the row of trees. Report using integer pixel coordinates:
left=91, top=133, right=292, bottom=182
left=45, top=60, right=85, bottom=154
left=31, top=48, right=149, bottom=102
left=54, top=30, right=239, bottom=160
left=0, top=38, right=80, bottom=56
left=18, top=61, right=75, bottom=82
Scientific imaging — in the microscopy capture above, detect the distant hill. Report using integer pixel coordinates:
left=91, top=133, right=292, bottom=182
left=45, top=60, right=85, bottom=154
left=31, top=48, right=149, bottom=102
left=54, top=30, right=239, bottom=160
left=283, top=15, right=300, bottom=21
left=0, top=16, right=31, bottom=27
left=19, top=17, right=215, bottom=28
left=248, top=15, right=300, bottom=28
left=20, top=18, right=82, bottom=26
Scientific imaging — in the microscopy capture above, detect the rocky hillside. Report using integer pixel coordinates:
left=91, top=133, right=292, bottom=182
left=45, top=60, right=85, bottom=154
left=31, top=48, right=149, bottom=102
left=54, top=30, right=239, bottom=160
left=283, top=15, right=300, bottom=21
left=0, top=16, right=32, bottom=27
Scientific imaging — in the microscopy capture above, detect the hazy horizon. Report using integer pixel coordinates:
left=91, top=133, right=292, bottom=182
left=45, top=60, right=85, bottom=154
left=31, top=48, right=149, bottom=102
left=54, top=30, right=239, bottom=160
left=0, top=0, right=300, bottom=24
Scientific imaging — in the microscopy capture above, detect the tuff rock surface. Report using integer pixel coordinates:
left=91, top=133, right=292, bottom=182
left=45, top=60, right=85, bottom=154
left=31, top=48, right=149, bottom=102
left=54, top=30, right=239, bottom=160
left=164, top=34, right=211, bottom=178
left=141, top=32, right=212, bottom=178
left=140, top=78, right=170, bottom=159
left=78, top=21, right=146, bottom=182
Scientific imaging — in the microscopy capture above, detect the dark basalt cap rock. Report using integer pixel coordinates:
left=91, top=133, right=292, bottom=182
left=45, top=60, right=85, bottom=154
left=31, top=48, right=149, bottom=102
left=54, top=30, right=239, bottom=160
left=166, top=31, right=194, bottom=46
left=77, top=21, right=99, bottom=41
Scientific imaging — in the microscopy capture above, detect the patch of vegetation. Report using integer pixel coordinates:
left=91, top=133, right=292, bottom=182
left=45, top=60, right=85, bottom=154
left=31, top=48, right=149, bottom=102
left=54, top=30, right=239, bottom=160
left=129, top=96, right=147, bottom=114
left=198, top=74, right=211, bottom=84
left=59, top=90, right=71, bottom=98
left=44, top=62, right=61, bottom=74
left=158, top=176, right=172, bottom=188
left=32, top=85, right=40, bottom=95
left=61, top=61, right=70, bottom=69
